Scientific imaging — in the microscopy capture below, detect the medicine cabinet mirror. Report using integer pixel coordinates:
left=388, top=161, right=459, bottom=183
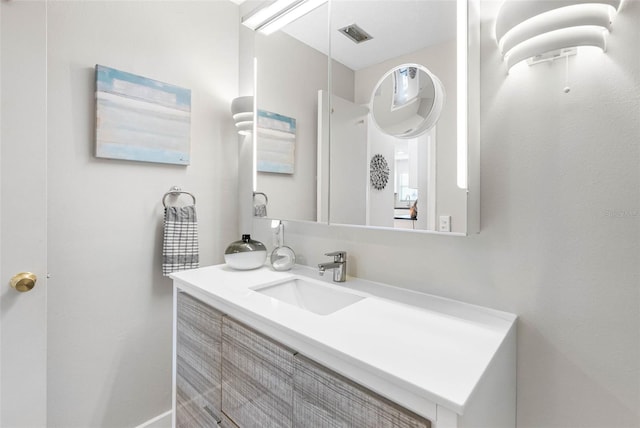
left=247, top=0, right=479, bottom=235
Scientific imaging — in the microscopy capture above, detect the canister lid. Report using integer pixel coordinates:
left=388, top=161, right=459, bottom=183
left=225, top=235, right=266, bottom=255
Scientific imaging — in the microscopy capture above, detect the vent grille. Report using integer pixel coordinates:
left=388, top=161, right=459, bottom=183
left=338, top=24, right=373, bottom=44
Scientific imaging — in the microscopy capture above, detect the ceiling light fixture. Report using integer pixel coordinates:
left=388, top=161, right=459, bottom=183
left=495, top=0, right=622, bottom=72
left=242, top=0, right=328, bottom=36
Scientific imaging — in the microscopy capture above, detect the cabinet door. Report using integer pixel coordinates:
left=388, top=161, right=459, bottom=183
left=222, top=317, right=295, bottom=428
left=176, top=292, right=224, bottom=427
left=294, top=354, right=431, bottom=428
left=218, top=411, right=240, bottom=428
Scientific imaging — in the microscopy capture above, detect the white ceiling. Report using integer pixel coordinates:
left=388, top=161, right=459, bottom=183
left=281, top=0, right=457, bottom=71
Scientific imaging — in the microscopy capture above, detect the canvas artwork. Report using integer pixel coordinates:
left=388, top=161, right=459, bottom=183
left=256, top=110, right=296, bottom=174
left=95, top=65, right=191, bottom=165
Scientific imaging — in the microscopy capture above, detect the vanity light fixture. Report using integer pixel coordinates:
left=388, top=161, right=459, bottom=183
left=242, top=0, right=328, bottom=35
left=231, top=96, right=254, bottom=136
left=457, top=0, right=468, bottom=189
left=495, top=0, right=622, bottom=72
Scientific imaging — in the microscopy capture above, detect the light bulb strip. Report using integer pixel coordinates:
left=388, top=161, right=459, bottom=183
left=242, top=0, right=328, bottom=36
left=242, top=0, right=299, bottom=30
left=457, top=0, right=468, bottom=189
left=258, top=0, right=328, bottom=35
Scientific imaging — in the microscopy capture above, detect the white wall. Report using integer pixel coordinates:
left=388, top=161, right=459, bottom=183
left=254, top=1, right=640, bottom=427
left=46, top=2, right=239, bottom=427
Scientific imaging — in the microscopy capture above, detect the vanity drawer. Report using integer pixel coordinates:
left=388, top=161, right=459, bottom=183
left=222, top=317, right=295, bottom=428
left=176, top=292, right=224, bottom=427
left=293, top=354, right=431, bottom=428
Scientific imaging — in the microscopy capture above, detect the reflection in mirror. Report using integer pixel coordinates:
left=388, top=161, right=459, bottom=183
left=325, top=0, right=465, bottom=232
left=246, top=0, right=478, bottom=234
left=250, top=2, right=332, bottom=223
left=371, top=64, right=445, bottom=139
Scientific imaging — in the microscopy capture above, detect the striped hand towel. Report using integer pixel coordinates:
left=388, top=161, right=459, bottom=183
left=162, top=205, right=199, bottom=276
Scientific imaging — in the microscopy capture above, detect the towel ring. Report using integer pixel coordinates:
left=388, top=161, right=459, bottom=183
left=163, top=186, right=196, bottom=208
left=253, top=191, right=268, bottom=204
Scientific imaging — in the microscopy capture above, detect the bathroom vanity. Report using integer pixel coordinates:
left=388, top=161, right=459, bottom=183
left=171, top=265, right=516, bottom=428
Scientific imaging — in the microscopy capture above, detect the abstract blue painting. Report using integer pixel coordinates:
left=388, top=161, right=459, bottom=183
left=95, top=65, right=191, bottom=165
left=256, top=110, right=296, bottom=174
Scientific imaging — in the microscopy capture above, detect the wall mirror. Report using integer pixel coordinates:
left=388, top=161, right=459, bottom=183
left=246, top=0, right=479, bottom=235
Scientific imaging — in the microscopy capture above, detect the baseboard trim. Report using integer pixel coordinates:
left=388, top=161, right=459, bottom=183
left=135, top=410, right=172, bottom=428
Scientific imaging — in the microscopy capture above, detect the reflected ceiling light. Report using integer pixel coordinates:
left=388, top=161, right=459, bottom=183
left=231, top=96, right=254, bottom=136
left=495, top=0, right=622, bottom=72
left=242, top=0, right=328, bottom=35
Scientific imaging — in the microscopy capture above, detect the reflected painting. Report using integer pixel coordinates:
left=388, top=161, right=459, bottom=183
left=95, top=64, right=191, bottom=165
left=256, top=110, right=296, bottom=174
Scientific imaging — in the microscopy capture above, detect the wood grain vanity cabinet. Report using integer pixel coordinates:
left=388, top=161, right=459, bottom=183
left=175, top=292, right=434, bottom=428
left=221, top=317, right=295, bottom=428
left=293, top=354, right=431, bottom=428
left=175, top=292, right=224, bottom=427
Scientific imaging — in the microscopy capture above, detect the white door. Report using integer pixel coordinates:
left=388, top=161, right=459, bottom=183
left=0, top=1, right=48, bottom=426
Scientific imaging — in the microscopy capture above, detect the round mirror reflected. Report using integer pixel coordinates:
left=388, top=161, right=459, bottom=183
left=370, top=64, right=445, bottom=139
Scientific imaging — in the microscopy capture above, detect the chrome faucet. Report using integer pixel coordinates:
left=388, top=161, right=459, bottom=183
left=318, top=251, right=347, bottom=282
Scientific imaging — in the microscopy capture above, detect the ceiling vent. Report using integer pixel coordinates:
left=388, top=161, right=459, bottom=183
left=338, top=24, right=373, bottom=44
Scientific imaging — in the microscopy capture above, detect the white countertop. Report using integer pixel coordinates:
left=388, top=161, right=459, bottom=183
left=171, top=264, right=516, bottom=419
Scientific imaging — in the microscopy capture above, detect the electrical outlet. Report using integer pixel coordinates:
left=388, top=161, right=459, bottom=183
left=438, top=215, right=451, bottom=232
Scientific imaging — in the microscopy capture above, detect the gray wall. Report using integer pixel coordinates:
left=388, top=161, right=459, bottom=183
left=254, top=30, right=330, bottom=222
left=253, top=29, right=354, bottom=223
left=46, top=2, right=239, bottom=426
left=254, top=1, right=640, bottom=427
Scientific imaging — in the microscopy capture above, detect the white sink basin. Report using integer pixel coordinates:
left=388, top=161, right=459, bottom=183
left=252, top=277, right=366, bottom=315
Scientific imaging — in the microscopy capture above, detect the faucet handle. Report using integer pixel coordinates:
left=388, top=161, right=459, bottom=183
left=325, top=251, right=346, bottom=261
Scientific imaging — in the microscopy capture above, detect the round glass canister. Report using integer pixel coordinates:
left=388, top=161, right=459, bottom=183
left=224, top=234, right=267, bottom=270
left=270, top=246, right=296, bottom=271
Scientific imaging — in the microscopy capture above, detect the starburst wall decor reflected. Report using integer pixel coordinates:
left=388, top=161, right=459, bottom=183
left=370, top=154, right=389, bottom=190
